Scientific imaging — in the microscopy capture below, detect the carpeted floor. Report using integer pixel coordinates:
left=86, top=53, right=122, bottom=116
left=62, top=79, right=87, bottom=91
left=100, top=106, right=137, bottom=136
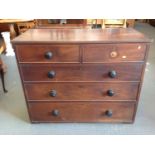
left=0, top=22, right=155, bottom=134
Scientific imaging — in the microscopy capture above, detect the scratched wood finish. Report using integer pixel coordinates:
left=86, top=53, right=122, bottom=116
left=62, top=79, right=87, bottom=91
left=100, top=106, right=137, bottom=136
left=12, top=28, right=151, bottom=44
left=24, top=82, right=139, bottom=101
left=11, top=28, right=151, bottom=123
left=29, top=102, right=135, bottom=123
left=16, top=45, right=80, bottom=63
left=20, top=63, right=143, bottom=82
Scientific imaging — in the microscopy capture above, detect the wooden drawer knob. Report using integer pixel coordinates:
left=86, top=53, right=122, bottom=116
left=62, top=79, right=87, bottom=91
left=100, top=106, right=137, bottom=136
left=48, top=71, right=56, bottom=78
left=49, top=90, right=57, bottom=97
left=107, top=89, right=115, bottom=96
left=109, top=70, right=117, bottom=78
left=52, top=109, right=59, bottom=116
left=110, top=51, right=118, bottom=58
left=105, top=110, right=113, bottom=117
left=45, top=51, right=53, bottom=59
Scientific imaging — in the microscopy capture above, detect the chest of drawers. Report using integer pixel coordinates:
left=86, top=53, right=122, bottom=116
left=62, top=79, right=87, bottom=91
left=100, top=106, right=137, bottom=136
left=12, top=28, right=151, bottom=123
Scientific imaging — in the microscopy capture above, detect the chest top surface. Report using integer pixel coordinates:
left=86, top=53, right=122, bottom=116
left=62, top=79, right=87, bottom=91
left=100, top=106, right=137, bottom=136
left=12, top=28, right=152, bottom=44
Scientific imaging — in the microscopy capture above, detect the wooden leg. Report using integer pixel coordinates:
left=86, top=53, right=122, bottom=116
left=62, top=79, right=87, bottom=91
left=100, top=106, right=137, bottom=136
left=0, top=69, right=8, bottom=93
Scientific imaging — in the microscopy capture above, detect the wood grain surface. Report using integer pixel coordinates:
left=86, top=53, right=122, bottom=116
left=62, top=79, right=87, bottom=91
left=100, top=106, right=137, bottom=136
left=12, top=28, right=151, bottom=123
left=29, top=101, right=135, bottom=123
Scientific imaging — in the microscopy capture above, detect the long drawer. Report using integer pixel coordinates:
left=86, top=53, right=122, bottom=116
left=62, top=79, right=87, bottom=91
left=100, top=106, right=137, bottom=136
left=24, top=82, right=139, bottom=101
left=29, top=101, right=135, bottom=123
left=83, top=43, right=146, bottom=62
left=20, top=63, right=143, bottom=82
left=16, top=45, right=80, bottom=63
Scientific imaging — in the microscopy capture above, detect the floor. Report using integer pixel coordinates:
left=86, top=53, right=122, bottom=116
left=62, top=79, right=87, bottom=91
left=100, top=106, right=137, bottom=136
left=0, top=22, right=155, bottom=135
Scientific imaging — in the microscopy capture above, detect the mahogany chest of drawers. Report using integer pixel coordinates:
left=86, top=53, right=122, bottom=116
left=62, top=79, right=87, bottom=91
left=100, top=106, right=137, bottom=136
left=12, top=28, right=151, bottom=123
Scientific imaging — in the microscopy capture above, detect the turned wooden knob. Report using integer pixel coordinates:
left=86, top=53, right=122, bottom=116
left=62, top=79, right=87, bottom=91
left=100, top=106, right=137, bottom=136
left=45, top=51, right=53, bottom=59
left=52, top=109, right=59, bottom=116
left=110, top=51, right=118, bottom=58
left=107, top=89, right=115, bottom=96
left=49, top=90, right=57, bottom=97
left=109, top=70, right=117, bottom=78
left=48, top=71, right=56, bottom=78
left=105, top=110, right=113, bottom=117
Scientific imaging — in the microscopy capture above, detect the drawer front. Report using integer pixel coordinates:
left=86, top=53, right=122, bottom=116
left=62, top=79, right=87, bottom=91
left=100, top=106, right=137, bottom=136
left=24, top=82, right=139, bottom=101
left=29, top=102, right=135, bottom=123
left=20, top=63, right=143, bottom=82
left=16, top=45, right=80, bottom=63
left=83, top=44, right=146, bottom=62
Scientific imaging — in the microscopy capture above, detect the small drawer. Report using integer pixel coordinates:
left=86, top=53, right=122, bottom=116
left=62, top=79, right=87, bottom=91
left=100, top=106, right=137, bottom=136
left=20, top=62, right=143, bottom=82
left=24, top=82, right=139, bottom=101
left=83, top=43, right=146, bottom=62
left=29, top=101, right=135, bottom=123
left=16, top=45, right=80, bottom=63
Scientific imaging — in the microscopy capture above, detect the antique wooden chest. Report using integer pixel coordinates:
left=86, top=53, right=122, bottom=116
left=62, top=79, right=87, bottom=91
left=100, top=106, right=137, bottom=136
left=12, top=28, right=151, bottom=123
